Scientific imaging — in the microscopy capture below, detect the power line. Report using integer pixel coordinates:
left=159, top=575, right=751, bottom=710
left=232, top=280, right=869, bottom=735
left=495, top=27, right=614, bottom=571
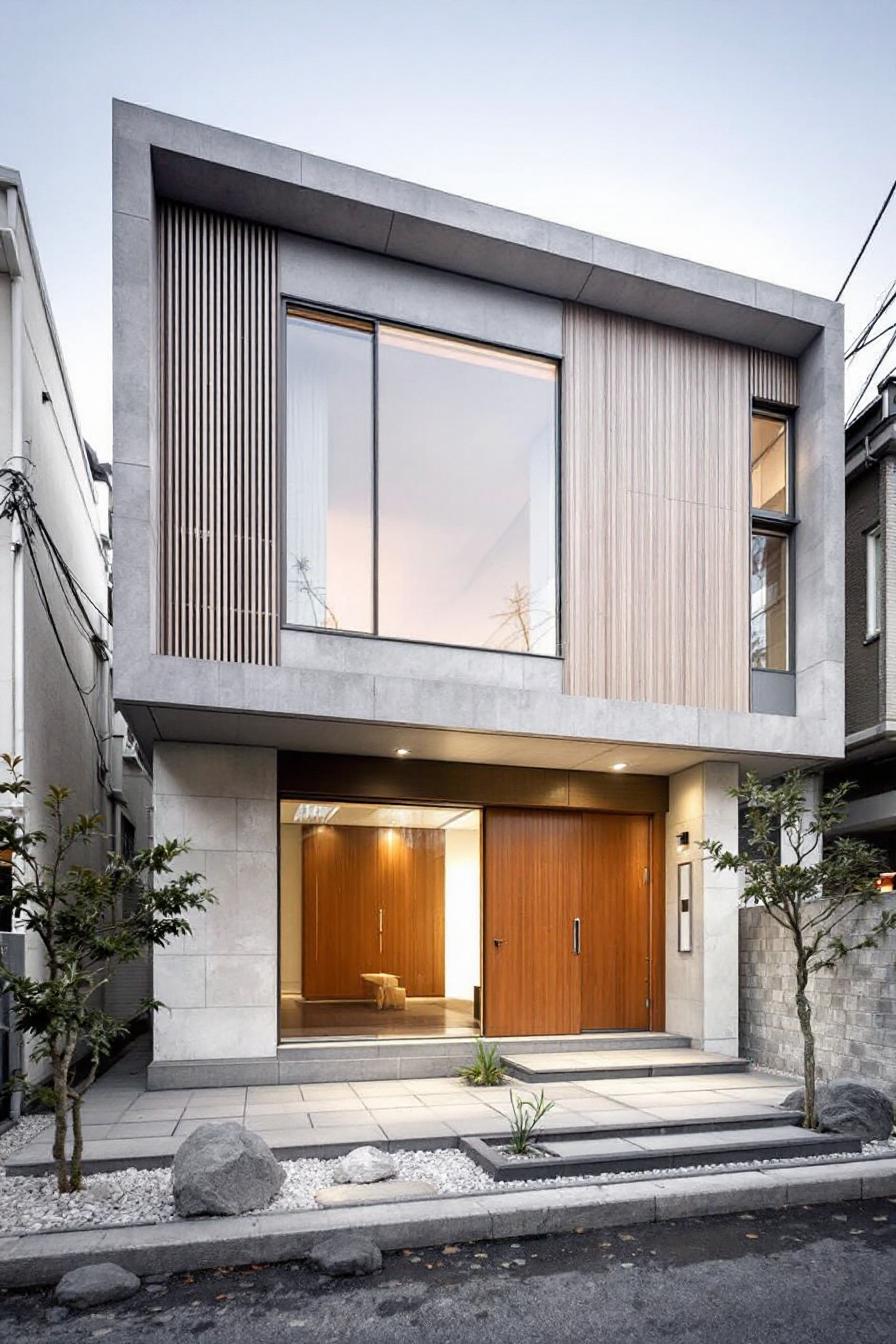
left=0, top=466, right=109, bottom=776
left=847, top=326, right=896, bottom=423
left=836, top=175, right=896, bottom=302
left=845, top=282, right=896, bottom=360
left=847, top=318, right=896, bottom=358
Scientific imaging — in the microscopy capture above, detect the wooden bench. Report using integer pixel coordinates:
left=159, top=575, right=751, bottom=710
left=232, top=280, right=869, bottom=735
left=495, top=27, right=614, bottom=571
left=360, top=972, right=407, bottom=1010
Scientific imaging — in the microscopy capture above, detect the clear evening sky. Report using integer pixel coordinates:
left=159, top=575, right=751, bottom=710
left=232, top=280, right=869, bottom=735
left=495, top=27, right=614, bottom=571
left=2, top=0, right=895, bottom=458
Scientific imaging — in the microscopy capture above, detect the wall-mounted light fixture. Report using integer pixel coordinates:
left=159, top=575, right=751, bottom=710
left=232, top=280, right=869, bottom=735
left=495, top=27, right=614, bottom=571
left=675, top=830, right=690, bottom=850
left=677, top=862, right=692, bottom=953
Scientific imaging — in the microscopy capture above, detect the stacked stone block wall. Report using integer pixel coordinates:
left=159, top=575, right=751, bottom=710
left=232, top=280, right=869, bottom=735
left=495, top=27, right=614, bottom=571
left=739, top=899, right=896, bottom=1087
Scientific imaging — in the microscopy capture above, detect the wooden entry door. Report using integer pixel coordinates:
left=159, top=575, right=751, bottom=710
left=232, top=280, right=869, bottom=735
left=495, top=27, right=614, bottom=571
left=580, top=813, right=651, bottom=1030
left=483, top=809, right=582, bottom=1036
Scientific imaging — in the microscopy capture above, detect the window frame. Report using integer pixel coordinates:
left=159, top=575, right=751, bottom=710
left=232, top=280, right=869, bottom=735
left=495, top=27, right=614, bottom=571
left=865, top=523, right=882, bottom=642
left=278, top=297, right=563, bottom=659
left=750, top=402, right=797, bottom=674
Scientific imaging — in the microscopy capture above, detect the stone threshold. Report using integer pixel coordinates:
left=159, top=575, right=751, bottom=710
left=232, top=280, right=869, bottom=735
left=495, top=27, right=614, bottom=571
left=1, top=1156, right=894, bottom=1289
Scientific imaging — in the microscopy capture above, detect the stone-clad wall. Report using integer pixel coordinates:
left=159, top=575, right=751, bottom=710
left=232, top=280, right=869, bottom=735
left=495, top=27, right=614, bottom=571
left=739, top=900, right=896, bottom=1087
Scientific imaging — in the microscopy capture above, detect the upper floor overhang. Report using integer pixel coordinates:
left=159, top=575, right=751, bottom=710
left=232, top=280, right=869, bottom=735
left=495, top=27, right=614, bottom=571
left=113, top=100, right=837, bottom=360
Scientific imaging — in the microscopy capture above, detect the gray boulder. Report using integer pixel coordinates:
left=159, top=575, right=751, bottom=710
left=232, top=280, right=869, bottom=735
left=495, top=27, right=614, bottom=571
left=172, top=1122, right=284, bottom=1217
left=782, top=1081, right=895, bottom=1141
left=54, top=1262, right=140, bottom=1309
left=332, top=1144, right=396, bottom=1184
left=308, top=1232, right=383, bottom=1277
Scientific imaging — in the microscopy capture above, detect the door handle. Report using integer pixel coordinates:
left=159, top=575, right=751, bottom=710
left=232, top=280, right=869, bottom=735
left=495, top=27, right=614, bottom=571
left=493, top=938, right=505, bottom=948
left=573, top=917, right=581, bottom=955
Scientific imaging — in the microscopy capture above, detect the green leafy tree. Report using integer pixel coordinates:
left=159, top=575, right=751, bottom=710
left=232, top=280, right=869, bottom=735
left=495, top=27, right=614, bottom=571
left=0, top=753, right=213, bottom=1192
left=703, top=771, right=895, bottom=1130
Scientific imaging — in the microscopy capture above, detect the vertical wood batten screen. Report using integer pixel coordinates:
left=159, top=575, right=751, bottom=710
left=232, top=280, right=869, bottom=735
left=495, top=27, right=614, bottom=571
left=749, top=349, right=799, bottom=407
left=158, top=201, right=278, bottom=664
left=563, top=304, right=751, bottom=711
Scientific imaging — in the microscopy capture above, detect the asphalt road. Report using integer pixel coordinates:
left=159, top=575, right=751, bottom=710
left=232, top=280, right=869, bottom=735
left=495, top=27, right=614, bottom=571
left=1, top=1199, right=894, bottom=1343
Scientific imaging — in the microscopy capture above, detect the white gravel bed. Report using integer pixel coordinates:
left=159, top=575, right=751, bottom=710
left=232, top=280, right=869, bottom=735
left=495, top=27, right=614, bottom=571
left=0, top=1137, right=892, bottom=1237
left=0, top=1115, right=52, bottom=1163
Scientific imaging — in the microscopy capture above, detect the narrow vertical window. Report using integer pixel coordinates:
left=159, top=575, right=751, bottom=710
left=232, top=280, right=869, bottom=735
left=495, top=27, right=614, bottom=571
left=284, top=309, right=374, bottom=633
left=751, top=531, right=788, bottom=669
left=750, top=408, right=794, bottom=672
left=866, top=525, right=882, bottom=640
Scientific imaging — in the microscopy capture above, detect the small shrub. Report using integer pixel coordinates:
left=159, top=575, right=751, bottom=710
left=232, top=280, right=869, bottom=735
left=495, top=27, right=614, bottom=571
left=458, top=1040, right=505, bottom=1086
left=507, top=1088, right=555, bottom=1155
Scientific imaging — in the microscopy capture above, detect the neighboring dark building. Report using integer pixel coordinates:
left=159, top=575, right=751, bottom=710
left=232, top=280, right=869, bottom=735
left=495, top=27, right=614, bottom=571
left=826, top=374, right=896, bottom=867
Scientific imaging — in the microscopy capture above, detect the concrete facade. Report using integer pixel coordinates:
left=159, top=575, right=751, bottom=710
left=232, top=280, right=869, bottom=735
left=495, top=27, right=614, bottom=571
left=739, top=898, right=896, bottom=1087
left=110, top=103, right=847, bottom=1078
left=152, top=744, right=278, bottom=1062
left=665, top=764, right=740, bottom=1055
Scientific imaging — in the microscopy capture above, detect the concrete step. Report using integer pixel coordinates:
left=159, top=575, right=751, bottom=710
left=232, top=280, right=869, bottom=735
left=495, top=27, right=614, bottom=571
left=501, top=1047, right=749, bottom=1083
left=463, top=1123, right=863, bottom=1182
left=274, top=1031, right=691, bottom=1062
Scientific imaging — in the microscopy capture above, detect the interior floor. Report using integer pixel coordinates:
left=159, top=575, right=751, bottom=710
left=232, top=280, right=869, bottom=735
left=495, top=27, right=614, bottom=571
left=279, top=995, right=478, bottom=1039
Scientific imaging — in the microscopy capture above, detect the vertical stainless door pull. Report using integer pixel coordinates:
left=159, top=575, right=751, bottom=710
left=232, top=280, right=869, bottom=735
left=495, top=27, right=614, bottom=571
left=573, top=917, right=581, bottom=955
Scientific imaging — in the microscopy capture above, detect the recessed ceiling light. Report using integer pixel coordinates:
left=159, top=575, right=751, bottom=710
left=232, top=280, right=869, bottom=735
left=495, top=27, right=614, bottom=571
left=395, top=747, right=411, bottom=757
left=611, top=762, right=628, bottom=771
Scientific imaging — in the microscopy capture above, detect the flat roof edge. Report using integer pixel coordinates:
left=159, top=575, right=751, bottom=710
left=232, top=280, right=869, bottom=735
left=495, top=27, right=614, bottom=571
left=112, top=100, right=839, bottom=356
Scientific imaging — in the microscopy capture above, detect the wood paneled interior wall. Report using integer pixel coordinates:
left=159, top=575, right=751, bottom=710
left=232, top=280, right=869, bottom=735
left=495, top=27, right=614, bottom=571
left=301, top=824, right=445, bottom=999
left=158, top=201, right=278, bottom=664
left=563, top=305, right=799, bottom=710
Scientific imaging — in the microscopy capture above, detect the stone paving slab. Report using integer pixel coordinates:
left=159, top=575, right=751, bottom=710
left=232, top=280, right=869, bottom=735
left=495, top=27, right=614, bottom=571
left=0, top=1158, right=893, bottom=1289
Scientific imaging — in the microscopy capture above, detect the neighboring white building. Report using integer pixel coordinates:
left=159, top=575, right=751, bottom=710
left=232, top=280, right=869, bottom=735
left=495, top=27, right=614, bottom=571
left=0, top=167, right=148, bottom=1101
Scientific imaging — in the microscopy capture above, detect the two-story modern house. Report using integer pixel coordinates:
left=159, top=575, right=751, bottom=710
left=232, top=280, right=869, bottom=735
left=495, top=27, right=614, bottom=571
left=112, top=102, right=844, bottom=1090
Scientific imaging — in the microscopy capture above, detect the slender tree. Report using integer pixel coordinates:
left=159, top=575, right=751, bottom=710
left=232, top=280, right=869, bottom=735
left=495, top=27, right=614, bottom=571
left=0, top=753, right=213, bottom=1192
left=703, top=771, right=895, bottom=1130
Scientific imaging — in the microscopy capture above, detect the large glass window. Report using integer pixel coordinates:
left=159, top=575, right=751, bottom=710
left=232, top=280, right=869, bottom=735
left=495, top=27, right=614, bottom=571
left=751, top=531, right=788, bottom=670
left=378, top=326, right=557, bottom=653
left=284, top=309, right=374, bottom=632
left=284, top=308, right=559, bottom=655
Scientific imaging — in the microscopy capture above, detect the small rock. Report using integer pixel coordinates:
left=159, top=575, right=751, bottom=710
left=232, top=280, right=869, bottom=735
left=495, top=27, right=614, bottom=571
left=783, top=1081, right=895, bottom=1141
left=308, top=1232, right=382, bottom=1277
left=45, top=1306, right=69, bottom=1324
left=144, top=1284, right=168, bottom=1296
left=331, top=1145, right=396, bottom=1185
left=54, top=1263, right=141, bottom=1309
left=173, top=1123, right=284, bottom=1217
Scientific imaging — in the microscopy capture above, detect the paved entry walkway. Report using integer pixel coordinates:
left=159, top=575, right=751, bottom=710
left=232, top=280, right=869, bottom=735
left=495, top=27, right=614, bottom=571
left=5, top=1036, right=797, bottom=1173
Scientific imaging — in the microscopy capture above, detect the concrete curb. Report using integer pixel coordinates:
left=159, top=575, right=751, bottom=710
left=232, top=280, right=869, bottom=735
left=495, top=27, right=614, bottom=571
left=0, top=1158, right=894, bottom=1289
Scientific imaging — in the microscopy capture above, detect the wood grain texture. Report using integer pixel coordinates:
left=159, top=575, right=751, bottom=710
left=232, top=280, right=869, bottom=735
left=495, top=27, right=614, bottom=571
left=580, top=813, right=651, bottom=1030
left=278, top=753, right=669, bottom=814
left=563, top=304, right=751, bottom=710
left=378, top=828, right=445, bottom=996
left=301, top=825, right=379, bottom=999
left=750, top=349, right=799, bottom=407
left=483, top=808, right=582, bottom=1036
left=158, top=201, right=278, bottom=664
left=301, top=824, right=445, bottom=998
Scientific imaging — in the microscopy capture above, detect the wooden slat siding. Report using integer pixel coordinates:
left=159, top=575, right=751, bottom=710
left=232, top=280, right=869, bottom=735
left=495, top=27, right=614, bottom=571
left=749, top=348, right=799, bottom=406
left=563, top=304, right=751, bottom=711
left=158, top=201, right=278, bottom=664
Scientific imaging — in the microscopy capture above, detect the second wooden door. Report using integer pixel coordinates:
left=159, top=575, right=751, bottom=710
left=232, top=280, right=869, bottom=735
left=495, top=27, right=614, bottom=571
left=580, top=812, right=651, bottom=1030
